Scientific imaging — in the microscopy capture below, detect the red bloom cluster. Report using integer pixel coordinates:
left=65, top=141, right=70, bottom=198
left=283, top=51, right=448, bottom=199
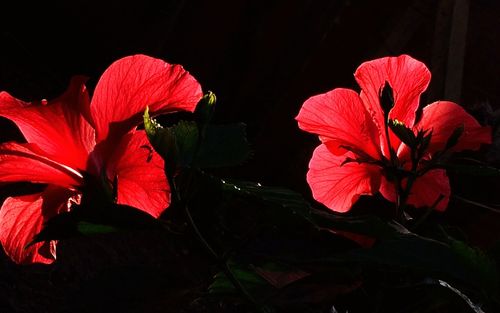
left=297, top=55, right=491, bottom=213
left=0, top=55, right=202, bottom=264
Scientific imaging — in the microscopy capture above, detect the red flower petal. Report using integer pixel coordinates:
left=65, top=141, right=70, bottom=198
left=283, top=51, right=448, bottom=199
left=90, top=54, right=203, bottom=144
left=106, top=130, right=169, bottom=218
left=307, top=144, right=381, bottom=213
left=296, top=88, right=380, bottom=159
left=0, top=142, right=83, bottom=187
left=355, top=55, right=431, bottom=127
left=354, top=55, right=431, bottom=156
left=379, top=169, right=450, bottom=211
left=408, top=170, right=450, bottom=211
left=0, top=186, right=75, bottom=264
left=0, top=77, right=95, bottom=170
left=378, top=175, right=397, bottom=205
left=417, top=101, right=492, bottom=153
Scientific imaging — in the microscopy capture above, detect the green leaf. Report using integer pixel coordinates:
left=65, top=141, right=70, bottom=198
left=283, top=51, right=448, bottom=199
left=209, top=262, right=270, bottom=295
left=436, top=163, right=500, bottom=176
left=310, top=211, right=409, bottom=240
left=447, top=237, right=499, bottom=295
left=201, top=175, right=498, bottom=308
left=196, top=123, right=251, bottom=168
left=220, top=179, right=315, bottom=225
left=200, top=174, right=498, bottom=302
left=309, top=211, right=498, bottom=299
left=171, top=120, right=200, bottom=167
left=209, top=261, right=309, bottom=295
left=389, top=119, right=417, bottom=149
left=144, top=106, right=250, bottom=168
left=143, top=107, right=182, bottom=173
left=144, top=106, right=200, bottom=169
left=217, top=179, right=391, bottom=246
left=76, top=221, right=119, bottom=235
left=429, top=279, right=487, bottom=313
left=344, top=230, right=497, bottom=300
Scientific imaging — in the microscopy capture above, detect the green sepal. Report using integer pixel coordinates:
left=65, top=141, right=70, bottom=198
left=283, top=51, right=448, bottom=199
left=143, top=107, right=199, bottom=173
left=389, top=119, right=417, bottom=149
left=416, top=129, right=433, bottom=157
left=380, top=81, right=394, bottom=119
left=195, top=91, right=217, bottom=132
left=144, top=107, right=180, bottom=175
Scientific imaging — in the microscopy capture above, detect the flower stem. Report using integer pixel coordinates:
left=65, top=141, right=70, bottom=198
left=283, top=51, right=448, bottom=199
left=394, top=175, right=416, bottom=224
left=166, top=117, right=267, bottom=311
left=170, top=175, right=264, bottom=310
left=167, top=172, right=218, bottom=258
left=183, top=191, right=218, bottom=258
left=384, top=120, right=410, bottom=222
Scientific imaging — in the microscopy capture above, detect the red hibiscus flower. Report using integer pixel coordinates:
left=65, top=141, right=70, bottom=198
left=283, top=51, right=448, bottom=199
left=296, top=55, right=491, bottom=214
left=0, top=55, right=203, bottom=264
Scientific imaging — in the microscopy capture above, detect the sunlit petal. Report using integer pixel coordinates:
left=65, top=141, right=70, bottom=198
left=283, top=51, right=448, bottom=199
left=355, top=55, right=431, bottom=155
left=0, top=142, right=83, bottom=187
left=417, top=101, right=492, bottom=153
left=296, top=88, right=380, bottom=159
left=106, top=130, right=169, bottom=218
left=307, top=144, right=381, bottom=212
left=355, top=55, right=430, bottom=128
left=0, top=77, right=95, bottom=170
left=90, top=54, right=203, bottom=144
left=379, top=169, right=450, bottom=211
left=0, top=186, right=76, bottom=264
left=408, top=169, right=450, bottom=211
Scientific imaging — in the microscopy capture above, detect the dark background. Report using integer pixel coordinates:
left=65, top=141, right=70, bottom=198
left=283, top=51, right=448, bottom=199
left=0, top=1, right=499, bottom=312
